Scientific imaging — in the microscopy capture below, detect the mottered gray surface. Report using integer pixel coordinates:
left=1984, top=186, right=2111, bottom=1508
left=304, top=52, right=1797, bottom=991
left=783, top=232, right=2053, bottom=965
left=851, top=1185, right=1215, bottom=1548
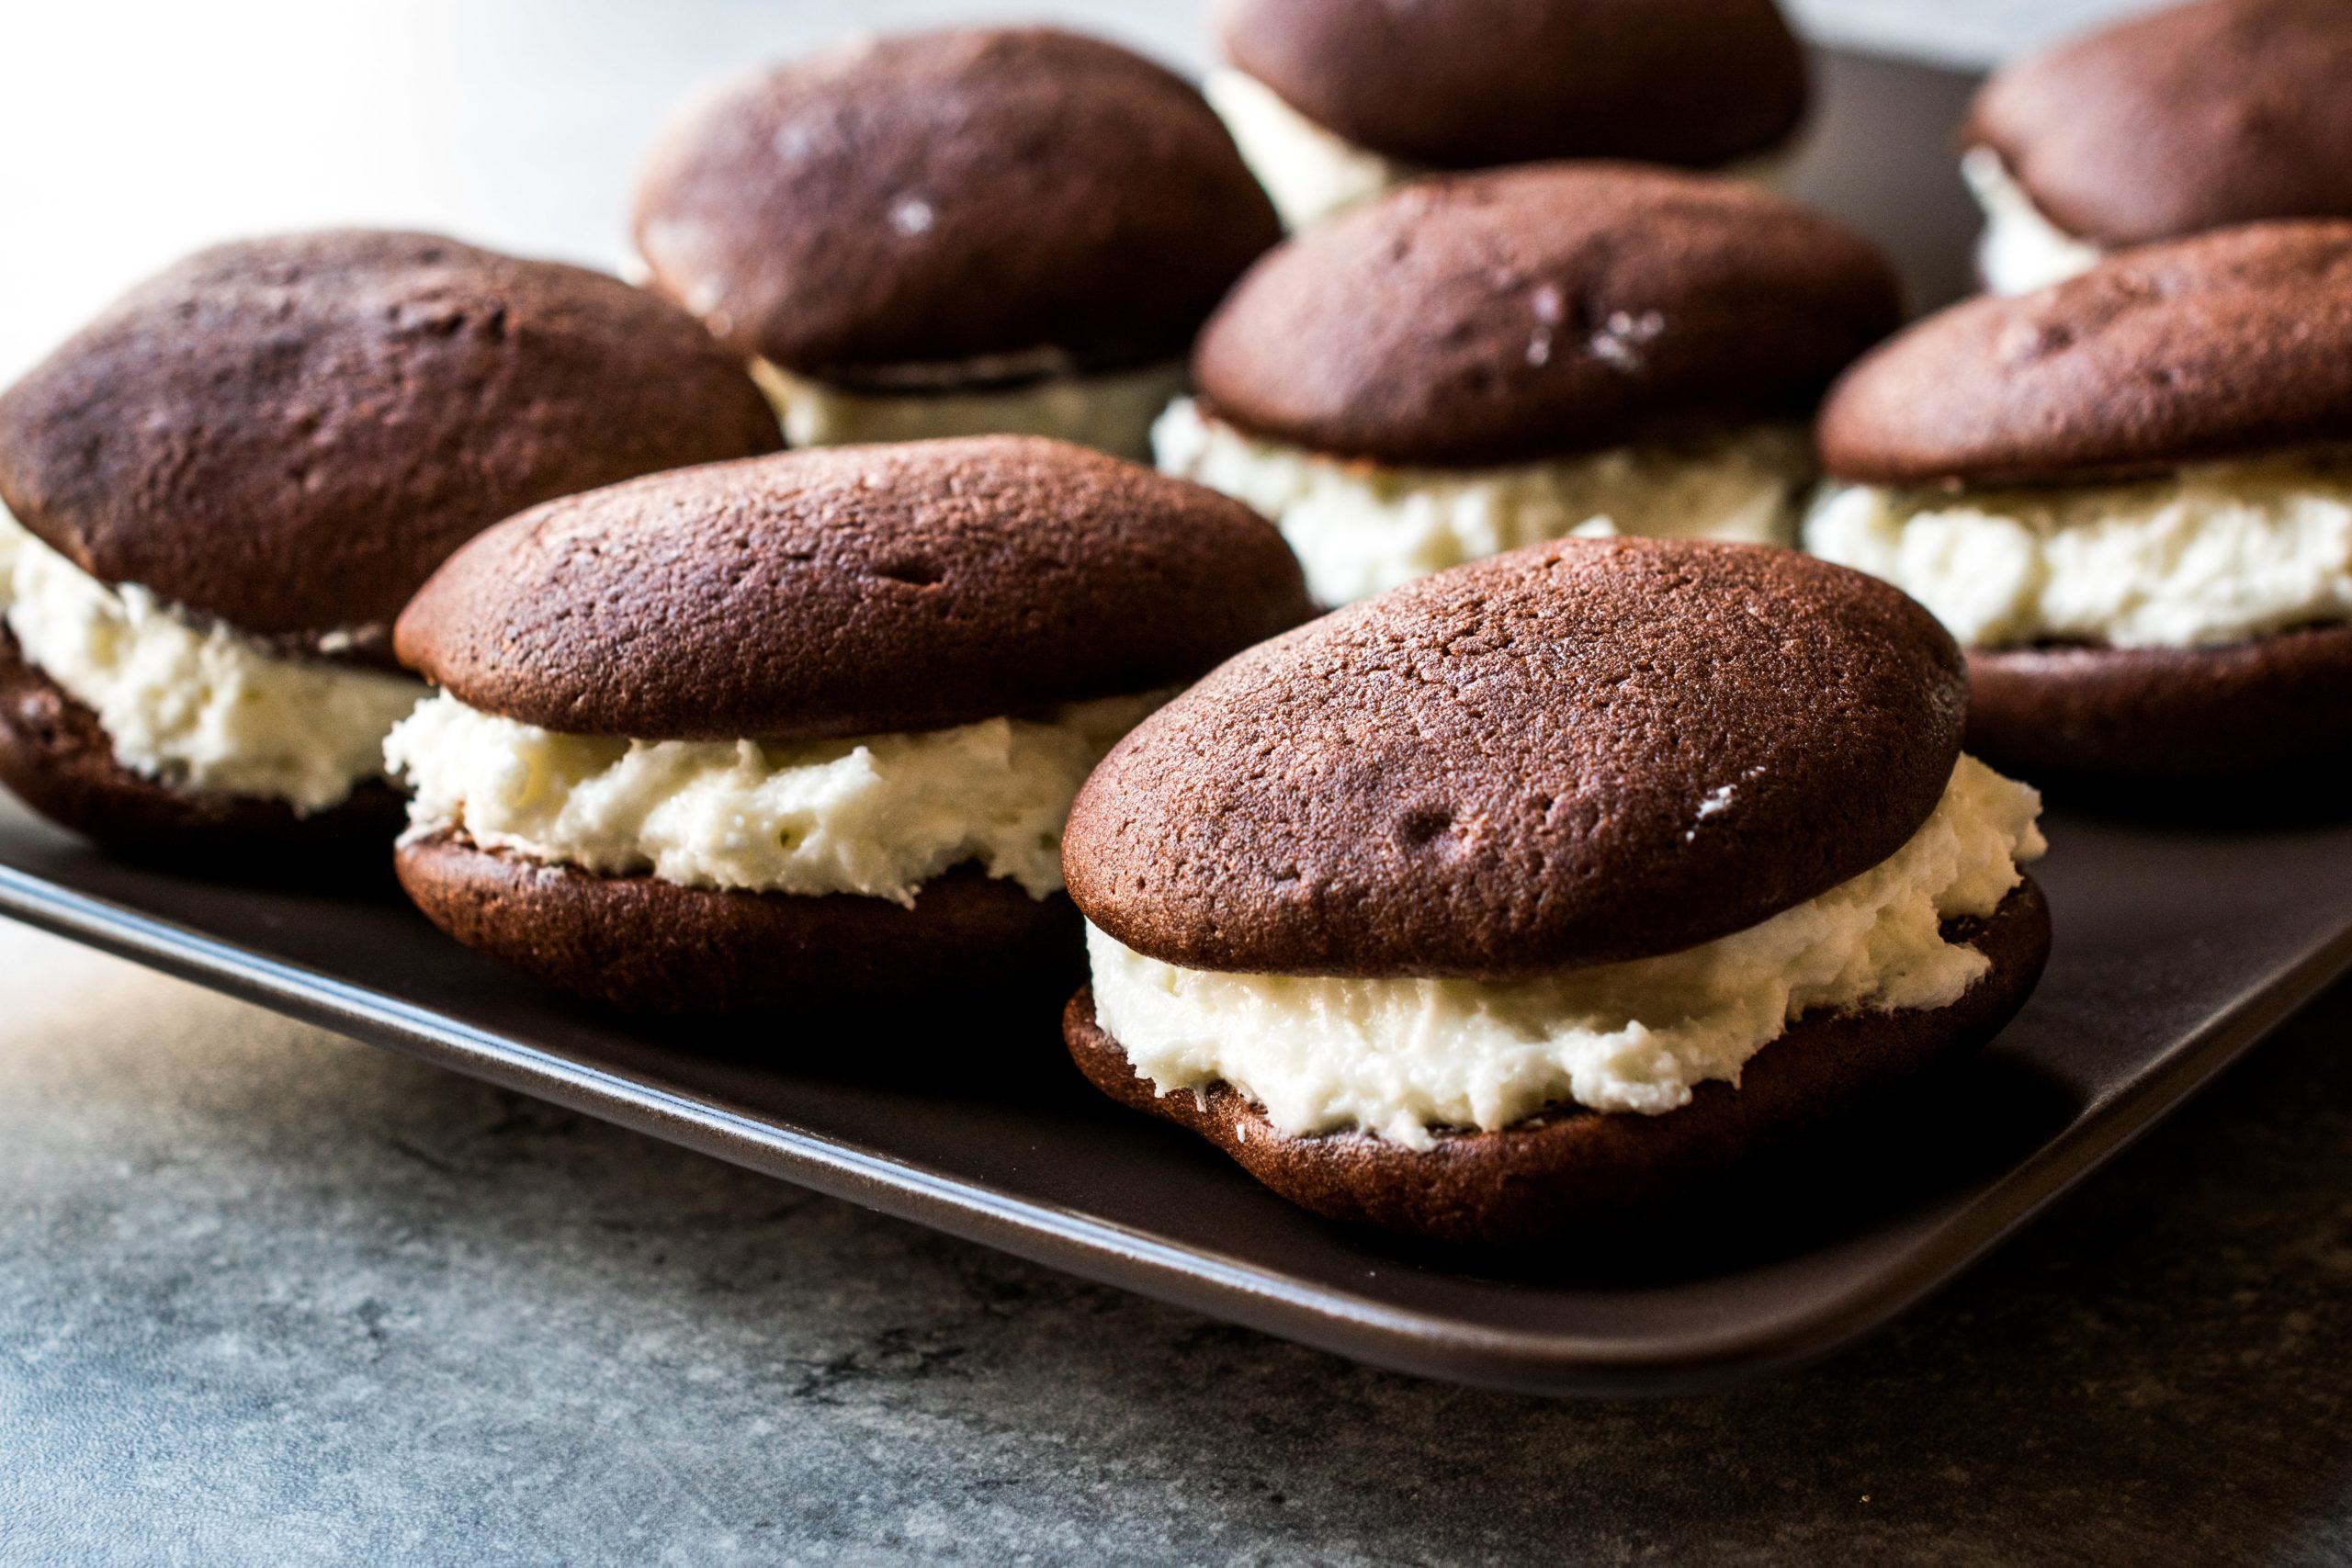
left=4, top=914, right=2351, bottom=1566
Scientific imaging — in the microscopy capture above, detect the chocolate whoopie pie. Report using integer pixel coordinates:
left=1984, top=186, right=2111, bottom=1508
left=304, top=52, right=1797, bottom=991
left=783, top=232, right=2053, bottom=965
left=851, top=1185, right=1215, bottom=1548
left=1962, top=0, right=2352, bottom=294
left=631, top=27, right=1280, bottom=459
left=0, top=231, right=781, bottom=860
left=1156, top=164, right=1902, bottom=606
left=386, top=437, right=1314, bottom=1014
left=1807, top=222, right=2352, bottom=779
left=1060, top=538, right=2051, bottom=1247
left=1207, top=0, right=1809, bottom=230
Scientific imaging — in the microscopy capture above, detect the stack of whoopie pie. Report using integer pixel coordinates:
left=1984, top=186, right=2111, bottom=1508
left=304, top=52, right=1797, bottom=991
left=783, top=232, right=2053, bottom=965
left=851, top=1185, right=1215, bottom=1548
left=0, top=9, right=2123, bottom=1259
left=0, top=231, right=779, bottom=860
left=1159, top=164, right=1901, bottom=605
left=1962, top=0, right=2352, bottom=295
left=1807, top=223, right=2352, bottom=779
left=1207, top=0, right=1810, bottom=230
left=632, top=27, right=1279, bottom=459
left=1060, top=539, right=2049, bottom=1244
left=387, top=436, right=1311, bottom=1012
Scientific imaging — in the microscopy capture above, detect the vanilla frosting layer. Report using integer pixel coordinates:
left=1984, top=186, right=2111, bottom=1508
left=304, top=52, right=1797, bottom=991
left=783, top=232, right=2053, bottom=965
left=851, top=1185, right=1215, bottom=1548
left=1207, top=68, right=1792, bottom=232
left=1961, top=148, right=2103, bottom=297
left=0, top=508, right=422, bottom=814
left=1204, top=67, right=1420, bottom=231
left=1088, top=756, right=2043, bottom=1149
left=1155, top=399, right=1813, bottom=604
left=1804, top=454, right=2352, bottom=649
left=385, top=691, right=1161, bottom=905
left=750, top=356, right=1187, bottom=461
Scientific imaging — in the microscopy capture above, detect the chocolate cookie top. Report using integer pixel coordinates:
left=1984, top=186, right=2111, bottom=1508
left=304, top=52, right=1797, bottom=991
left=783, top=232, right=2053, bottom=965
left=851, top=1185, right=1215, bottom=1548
left=1063, top=538, right=1966, bottom=978
left=1193, top=165, right=1902, bottom=468
left=0, top=231, right=782, bottom=656
left=1966, top=0, right=2352, bottom=249
left=1218, top=0, right=1807, bottom=169
left=1818, top=222, right=2352, bottom=487
left=396, top=437, right=1315, bottom=740
left=630, top=27, right=1281, bottom=378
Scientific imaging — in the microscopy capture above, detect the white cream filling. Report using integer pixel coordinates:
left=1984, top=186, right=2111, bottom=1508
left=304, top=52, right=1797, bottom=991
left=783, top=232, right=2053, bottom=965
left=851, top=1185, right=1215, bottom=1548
left=750, top=356, right=1188, bottom=462
left=1155, top=398, right=1813, bottom=605
left=1961, top=147, right=2104, bottom=297
left=1204, top=67, right=1422, bottom=231
left=0, top=508, right=423, bottom=814
left=1089, top=755, right=2043, bottom=1150
left=1804, top=454, right=2352, bottom=650
left=384, top=690, right=1162, bottom=905
left=1207, top=68, right=1794, bottom=232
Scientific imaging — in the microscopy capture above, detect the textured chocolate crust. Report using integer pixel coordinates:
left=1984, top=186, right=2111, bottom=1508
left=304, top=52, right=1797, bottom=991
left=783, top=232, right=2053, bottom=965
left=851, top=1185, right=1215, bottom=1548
left=1066, top=880, right=2049, bottom=1247
left=396, top=437, right=1315, bottom=741
left=1063, top=538, right=1967, bottom=977
left=395, top=830, right=1080, bottom=1014
left=0, top=630, right=406, bottom=860
left=0, top=231, right=781, bottom=657
left=1218, top=0, right=1807, bottom=170
left=1193, top=165, right=1902, bottom=468
left=1967, top=626, right=2352, bottom=780
left=631, top=27, right=1280, bottom=377
left=1817, top=224, right=2352, bottom=487
left=1966, top=0, right=2352, bottom=249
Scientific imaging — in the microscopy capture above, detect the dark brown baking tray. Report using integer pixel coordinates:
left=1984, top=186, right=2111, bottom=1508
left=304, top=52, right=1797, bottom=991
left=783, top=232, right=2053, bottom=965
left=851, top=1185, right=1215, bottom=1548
left=5, top=52, right=2346, bottom=1396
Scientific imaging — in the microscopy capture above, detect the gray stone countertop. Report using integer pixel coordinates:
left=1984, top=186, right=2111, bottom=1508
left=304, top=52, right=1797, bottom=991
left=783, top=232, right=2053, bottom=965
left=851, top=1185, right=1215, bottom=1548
left=5, top=2, right=2338, bottom=1563
left=7, top=915, right=2352, bottom=1565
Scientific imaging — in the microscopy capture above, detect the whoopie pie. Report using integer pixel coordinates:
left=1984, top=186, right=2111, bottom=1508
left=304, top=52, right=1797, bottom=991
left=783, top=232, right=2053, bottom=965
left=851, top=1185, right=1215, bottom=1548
left=1962, top=0, right=2352, bottom=294
left=0, top=231, right=781, bottom=859
left=1206, top=0, right=1810, bottom=230
left=631, top=27, right=1280, bottom=460
left=1807, top=222, right=2352, bottom=780
left=1060, top=538, right=2050, bottom=1246
left=386, top=437, right=1314, bottom=1013
left=1155, top=164, right=1902, bottom=606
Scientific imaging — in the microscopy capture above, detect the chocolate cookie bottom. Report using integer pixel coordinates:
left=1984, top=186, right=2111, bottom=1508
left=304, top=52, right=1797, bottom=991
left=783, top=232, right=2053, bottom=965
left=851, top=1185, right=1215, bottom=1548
left=395, top=829, right=1082, bottom=1014
left=1063, top=878, right=2050, bottom=1247
left=1967, top=626, right=2352, bottom=778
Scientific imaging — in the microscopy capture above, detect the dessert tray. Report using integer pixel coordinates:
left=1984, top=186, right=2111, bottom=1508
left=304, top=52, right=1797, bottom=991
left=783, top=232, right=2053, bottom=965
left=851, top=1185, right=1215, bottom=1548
left=4, top=52, right=2345, bottom=1395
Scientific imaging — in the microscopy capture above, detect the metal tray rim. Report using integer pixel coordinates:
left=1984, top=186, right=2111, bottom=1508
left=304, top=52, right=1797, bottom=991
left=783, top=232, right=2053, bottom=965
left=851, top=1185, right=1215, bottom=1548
left=7, top=858, right=2346, bottom=1396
